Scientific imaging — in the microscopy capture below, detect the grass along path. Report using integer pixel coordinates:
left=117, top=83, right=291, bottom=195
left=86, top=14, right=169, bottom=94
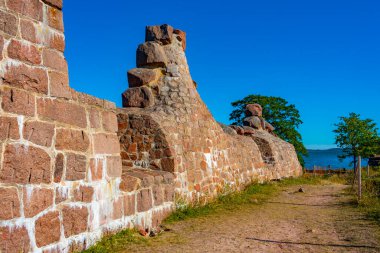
left=84, top=176, right=380, bottom=253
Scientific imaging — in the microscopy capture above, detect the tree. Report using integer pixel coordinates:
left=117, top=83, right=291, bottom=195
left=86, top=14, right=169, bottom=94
left=229, top=94, right=308, bottom=166
left=333, top=112, right=380, bottom=168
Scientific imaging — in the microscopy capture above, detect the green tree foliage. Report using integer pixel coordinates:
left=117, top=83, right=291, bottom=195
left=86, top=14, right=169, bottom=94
left=229, top=94, right=308, bottom=166
left=333, top=113, right=380, bottom=167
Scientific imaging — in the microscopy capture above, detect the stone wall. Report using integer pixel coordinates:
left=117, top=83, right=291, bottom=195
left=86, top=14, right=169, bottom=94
left=0, top=2, right=301, bottom=252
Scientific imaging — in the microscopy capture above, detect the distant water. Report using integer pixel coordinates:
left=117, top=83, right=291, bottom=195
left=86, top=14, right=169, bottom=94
left=303, top=148, right=367, bottom=169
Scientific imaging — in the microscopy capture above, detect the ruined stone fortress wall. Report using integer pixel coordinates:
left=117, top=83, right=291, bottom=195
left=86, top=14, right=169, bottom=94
left=0, top=1, right=302, bottom=252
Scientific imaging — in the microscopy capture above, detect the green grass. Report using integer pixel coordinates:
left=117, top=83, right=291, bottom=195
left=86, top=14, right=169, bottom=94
left=357, top=171, right=380, bottom=223
left=165, top=174, right=332, bottom=223
left=82, top=229, right=148, bottom=253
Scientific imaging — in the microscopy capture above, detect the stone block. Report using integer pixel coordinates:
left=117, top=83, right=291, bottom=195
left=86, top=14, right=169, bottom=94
left=8, top=39, right=41, bottom=65
left=102, top=110, right=118, bottom=132
left=48, top=32, right=65, bottom=52
left=54, top=153, right=64, bottom=183
left=23, top=120, right=55, bottom=147
left=113, top=197, right=123, bottom=219
left=65, top=153, right=86, bottom=181
left=89, top=108, right=101, bottom=129
left=123, top=194, right=136, bottom=216
left=0, top=226, right=30, bottom=253
left=23, top=187, right=54, bottom=218
left=106, top=156, right=122, bottom=178
left=0, top=9, right=18, bottom=36
left=164, top=184, right=175, bottom=202
left=35, top=211, right=61, bottom=247
left=122, top=86, right=154, bottom=108
left=93, top=133, right=120, bottom=154
left=42, top=48, right=68, bottom=72
left=1, top=87, right=36, bottom=116
left=152, top=185, right=164, bottom=206
left=127, top=68, right=160, bottom=88
left=47, top=6, right=63, bottom=31
left=37, top=98, right=87, bottom=128
left=3, top=64, right=48, bottom=94
left=136, top=42, right=167, bottom=68
left=120, top=174, right=141, bottom=192
left=20, top=19, right=38, bottom=43
left=49, top=71, right=71, bottom=99
left=55, top=128, right=90, bottom=152
left=73, top=185, right=94, bottom=203
left=145, top=24, right=173, bottom=45
left=89, top=158, right=103, bottom=181
left=6, top=0, right=43, bottom=21
left=0, top=144, right=51, bottom=184
left=42, top=0, right=63, bottom=9
left=62, top=206, right=88, bottom=237
left=0, top=116, right=20, bottom=141
left=137, top=188, right=153, bottom=212
left=174, top=29, right=186, bottom=51
left=161, top=157, right=175, bottom=172
left=0, top=187, right=20, bottom=220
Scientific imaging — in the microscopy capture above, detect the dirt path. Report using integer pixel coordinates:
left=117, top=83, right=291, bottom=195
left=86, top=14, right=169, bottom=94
left=123, top=184, right=380, bottom=253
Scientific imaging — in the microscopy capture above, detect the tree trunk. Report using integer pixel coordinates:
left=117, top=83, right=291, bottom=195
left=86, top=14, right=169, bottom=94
left=358, top=156, right=362, bottom=200
left=367, top=165, right=370, bottom=177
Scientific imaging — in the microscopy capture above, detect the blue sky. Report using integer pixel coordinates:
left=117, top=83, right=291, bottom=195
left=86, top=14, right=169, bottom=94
left=63, top=0, right=380, bottom=149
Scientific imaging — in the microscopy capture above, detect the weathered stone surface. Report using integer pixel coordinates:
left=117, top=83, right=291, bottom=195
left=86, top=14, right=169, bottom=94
left=42, top=48, right=68, bottom=72
left=47, top=6, right=64, bottom=31
left=102, top=111, right=118, bottom=132
left=89, top=108, right=101, bottom=129
left=74, top=185, right=94, bottom=203
left=0, top=226, right=30, bottom=253
left=112, top=197, right=123, bottom=219
left=37, top=98, right=87, bottom=128
left=3, top=64, right=48, bottom=94
left=123, top=194, right=136, bottom=216
left=161, top=157, right=175, bottom=172
left=145, top=24, right=173, bottom=45
left=0, top=35, right=3, bottom=60
left=54, top=153, right=64, bottom=183
left=127, top=68, right=160, bottom=88
left=0, top=116, right=20, bottom=141
left=93, top=133, right=120, bottom=154
left=8, top=39, right=41, bottom=64
left=0, top=9, right=18, bottom=36
left=174, top=29, right=186, bottom=51
left=89, top=158, right=103, bottom=181
left=137, top=188, right=153, bottom=212
left=136, top=42, right=167, bottom=68
left=23, top=187, right=54, bottom=218
left=0, top=187, right=20, bottom=220
left=0, top=144, right=51, bottom=184
left=120, top=174, right=141, bottom=192
left=55, top=186, right=68, bottom=204
left=42, top=0, right=62, bottom=9
left=35, top=211, right=61, bottom=247
left=62, top=206, right=88, bottom=237
left=246, top=103, right=263, bottom=117
left=122, top=86, right=154, bottom=108
left=106, top=156, right=122, bottom=177
left=20, top=19, right=38, bottom=43
left=55, top=128, right=89, bottom=152
left=6, top=0, right=43, bottom=21
left=152, top=185, right=164, bottom=206
left=1, top=87, right=36, bottom=116
left=23, top=120, right=55, bottom=147
left=49, top=71, right=71, bottom=99
left=242, top=126, right=256, bottom=135
left=65, top=153, right=86, bottom=181
left=48, top=32, right=65, bottom=52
